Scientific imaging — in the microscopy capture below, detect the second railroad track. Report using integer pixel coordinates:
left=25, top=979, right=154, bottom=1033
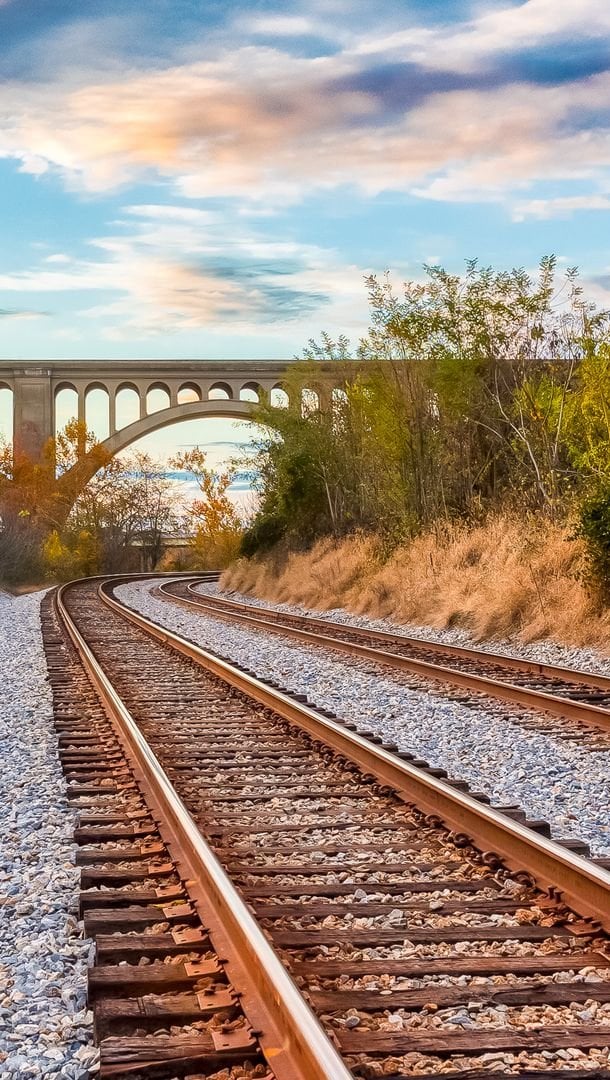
left=158, top=578, right=610, bottom=736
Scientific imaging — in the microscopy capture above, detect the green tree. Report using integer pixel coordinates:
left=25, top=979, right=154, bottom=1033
left=241, top=257, right=609, bottom=559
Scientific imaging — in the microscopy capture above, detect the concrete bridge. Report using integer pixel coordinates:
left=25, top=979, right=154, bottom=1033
left=0, top=359, right=343, bottom=466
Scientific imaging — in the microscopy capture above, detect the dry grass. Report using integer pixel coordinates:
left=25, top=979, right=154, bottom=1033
left=223, top=533, right=380, bottom=611
left=221, top=516, right=610, bottom=651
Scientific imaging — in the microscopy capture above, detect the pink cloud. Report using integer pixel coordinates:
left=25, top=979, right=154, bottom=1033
left=0, top=24, right=608, bottom=211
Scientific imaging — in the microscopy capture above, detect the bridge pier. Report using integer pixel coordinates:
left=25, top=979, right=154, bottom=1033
left=12, top=367, right=54, bottom=463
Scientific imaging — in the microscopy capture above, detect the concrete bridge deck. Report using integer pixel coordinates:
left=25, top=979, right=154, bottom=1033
left=0, top=359, right=346, bottom=463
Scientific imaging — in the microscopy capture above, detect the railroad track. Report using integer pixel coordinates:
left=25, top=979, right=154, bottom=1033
left=45, top=575, right=610, bottom=1080
left=158, top=578, right=610, bottom=738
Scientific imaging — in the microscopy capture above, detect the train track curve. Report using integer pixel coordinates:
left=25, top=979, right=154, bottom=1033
left=158, top=578, right=610, bottom=735
left=45, top=575, right=610, bottom=1080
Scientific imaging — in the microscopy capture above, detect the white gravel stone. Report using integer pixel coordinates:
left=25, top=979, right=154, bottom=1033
left=116, top=581, right=610, bottom=858
left=0, top=590, right=96, bottom=1079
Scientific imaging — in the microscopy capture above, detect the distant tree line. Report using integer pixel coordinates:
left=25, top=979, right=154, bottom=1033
left=242, top=256, right=610, bottom=595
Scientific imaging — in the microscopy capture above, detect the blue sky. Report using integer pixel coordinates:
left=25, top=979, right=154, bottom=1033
left=0, top=0, right=609, bottom=365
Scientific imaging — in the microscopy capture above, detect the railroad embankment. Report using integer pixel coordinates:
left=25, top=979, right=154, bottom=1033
left=221, top=515, right=610, bottom=650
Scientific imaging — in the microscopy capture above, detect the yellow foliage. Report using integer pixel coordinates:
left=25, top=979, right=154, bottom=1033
left=0, top=420, right=117, bottom=582
left=170, top=448, right=242, bottom=570
left=42, top=530, right=78, bottom=581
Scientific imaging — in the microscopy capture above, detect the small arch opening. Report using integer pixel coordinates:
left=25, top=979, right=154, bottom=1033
left=330, top=387, right=349, bottom=432
left=239, top=381, right=260, bottom=403
left=0, top=385, right=13, bottom=445
left=301, top=387, right=320, bottom=417
left=270, top=384, right=289, bottom=408
left=208, top=382, right=233, bottom=401
left=55, top=385, right=78, bottom=438
left=85, top=385, right=110, bottom=441
left=116, top=384, right=141, bottom=430
left=178, top=383, right=202, bottom=405
left=146, top=384, right=171, bottom=415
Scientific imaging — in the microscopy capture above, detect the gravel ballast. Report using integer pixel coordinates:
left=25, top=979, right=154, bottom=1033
left=199, top=582, right=610, bottom=680
left=116, top=580, right=610, bottom=858
left=0, top=591, right=96, bottom=1079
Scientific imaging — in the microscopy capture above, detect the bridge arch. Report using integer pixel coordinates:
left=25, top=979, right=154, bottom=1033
left=115, top=383, right=142, bottom=430
left=63, top=398, right=256, bottom=494
left=55, top=380, right=78, bottom=396
left=271, top=382, right=289, bottom=407
left=207, top=381, right=233, bottom=400
left=239, top=380, right=261, bottom=402
left=85, top=383, right=110, bottom=440
left=54, top=383, right=79, bottom=438
left=301, top=386, right=320, bottom=416
left=146, top=382, right=171, bottom=415
left=177, top=382, right=202, bottom=403
left=104, top=398, right=253, bottom=454
left=146, top=380, right=171, bottom=397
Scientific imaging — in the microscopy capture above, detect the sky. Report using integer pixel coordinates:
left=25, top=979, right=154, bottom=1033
left=1, top=0, right=610, bottom=475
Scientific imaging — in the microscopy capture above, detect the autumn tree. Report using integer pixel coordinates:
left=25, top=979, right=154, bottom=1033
left=0, top=420, right=109, bottom=584
left=66, top=451, right=179, bottom=573
left=170, top=448, right=243, bottom=569
left=0, top=428, right=179, bottom=583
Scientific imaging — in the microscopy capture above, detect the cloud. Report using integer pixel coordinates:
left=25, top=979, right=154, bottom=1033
left=351, top=0, right=610, bottom=74
left=513, top=194, right=610, bottom=220
left=0, top=306, right=49, bottom=319
left=124, top=204, right=219, bottom=223
left=237, top=15, right=322, bottom=38
left=0, top=204, right=367, bottom=339
left=0, top=22, right=607, bottom=214
left=0, top=1, right=607, bottom=226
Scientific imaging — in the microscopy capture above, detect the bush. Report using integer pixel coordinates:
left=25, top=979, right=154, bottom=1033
left=577, top=489, right=610, bottom=598
left=0, top=513, right=44, bottom=585
left=240, top=515, right=286, bottom=557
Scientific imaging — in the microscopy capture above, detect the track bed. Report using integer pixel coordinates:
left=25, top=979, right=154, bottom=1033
left=45, top=577, right=610, bottom=1080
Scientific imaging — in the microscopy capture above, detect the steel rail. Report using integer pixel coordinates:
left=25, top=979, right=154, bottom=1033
left=158, top=580, right=610, bottom=733
left=55, top=579, right=353, bottom=1080
left=179, top=582, right=610, bottom=686
left=100, top=578, right=610, bottom=932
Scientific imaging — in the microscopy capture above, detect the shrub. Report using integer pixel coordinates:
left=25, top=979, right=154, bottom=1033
left=577, top=488, right=610, bottom=599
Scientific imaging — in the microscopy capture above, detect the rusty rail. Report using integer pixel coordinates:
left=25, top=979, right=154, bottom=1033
left=55, top=578, right=353, bottom=1080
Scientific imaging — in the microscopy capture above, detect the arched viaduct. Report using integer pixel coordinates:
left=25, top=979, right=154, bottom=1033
left=0, top=360, right=350, bottom=473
